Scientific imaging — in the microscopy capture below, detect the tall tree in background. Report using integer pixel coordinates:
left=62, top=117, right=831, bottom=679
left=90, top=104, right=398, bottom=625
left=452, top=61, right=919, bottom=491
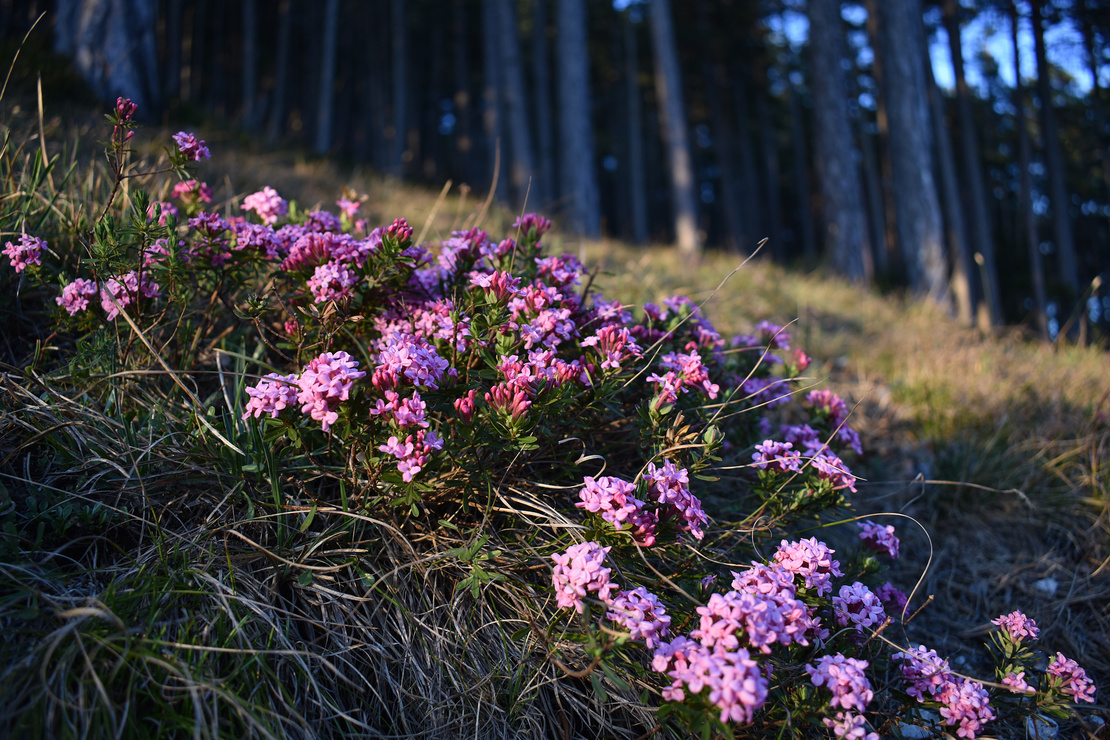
left=1031, top=0, right=1080, bottom=295
left=391, top=0, right=408, bottom=175
left=1012, top=0, right=1048, bottom=336
left=649, top=0, right=700, bottom=256
left=943, top=0, right=1001, bottom=327
left=482, top=0, right=507, bottom=200
left=266, top=0, right=293, bottom=143
left=875, top=0, right=948, bottom=304
left=808, top=0, right=871, bottom=279
left=556, top=0, right=600, bottom=236
left=787, top=76, right=817, bottom=260
left=241, top=0, right=258, bottom=130
left=53, top=0, right=160, bottom=114
left=452, top=0, right=474, bottom=184
left=532, top=0, right=555, bottom=210
left=623, top=9, right=648, bottom=244
left=315, top=0, right=339, bottom=154
left=494, top=0, right=539, bottom=208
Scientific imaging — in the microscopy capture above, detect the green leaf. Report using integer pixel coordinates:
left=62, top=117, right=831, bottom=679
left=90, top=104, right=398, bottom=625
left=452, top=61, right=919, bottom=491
left=600, top=661, right=630, bottom=692
left=438, top=519, right=458, bottom=531
left=297, top=570, right=313, bottom=586
left=299, top=503, right=317, bottom=532
left=589, top=671, right=607, bottom=702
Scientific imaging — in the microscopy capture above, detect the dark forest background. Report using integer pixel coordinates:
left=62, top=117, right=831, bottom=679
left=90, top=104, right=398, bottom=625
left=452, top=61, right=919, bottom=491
left=4, top=0, right=1109, bottom=340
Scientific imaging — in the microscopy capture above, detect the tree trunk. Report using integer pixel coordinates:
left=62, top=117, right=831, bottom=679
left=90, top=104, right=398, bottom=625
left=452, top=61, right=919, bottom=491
left=863, top=0, right=899, bottom=277
left=241, top=0, right=259, bottom=130
left=927, top=47, right=975, bottom=325
left=648, top=0, right=700, bottom=256
left=1012, top=0, right=1048, bottom=338
left=482, top=0, right=508, bottom=200
left=755, top=68, right=784, bottom=261
left=452, top=0, right=474, bottom=183
left=1080, top=15, right=1110, bottom=240
left=943, top=0, right=1001, bottom=327
left=859, top=127, right=888, bottom=274
left=808, top=0, right=871, bottom=280
left=697, top=0, right=744, bottom=253
left=494, top=0, right=539, bottom=208
left=556, top=0, right=600, bottom=236
left=732, top=66, right=761, bottom=250
left=266, top=0, right=293, bottom=143
left=788, top=82, right=817, bottom=261
left=1031, top=0, right=1080, bottom=295
left=532, top=0, right=555, bottom=210
left=391, top=0, right=408, bottom=175
left=875, top=0, right=949, bottom=304
left=623, top=9, right=648, bottom=244
left=164, top=0, right=182, bottom=102
left=314, top=0, right=339, bottom=154
left=53, top=0, right=160, bottom=115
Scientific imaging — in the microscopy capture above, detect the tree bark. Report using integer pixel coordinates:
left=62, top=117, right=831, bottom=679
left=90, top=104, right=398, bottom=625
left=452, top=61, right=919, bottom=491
left=53, top=0, right=160, bottom=115
left=314, top=0, right=339, bottom=154
left=391, top=0, right=408, bottom=175
left=927, top=47, right=975, bottom=325
left=556, top=0, right=600, bottom=236
left=1012, top=0, right=1048, bottom=337
left=1031, top=0, right=1080, bottom=295
left=732, top=66, right=761, bottom=250
left=164, top=0, right=182, bottom=102
left=808, top=0, right=871, bottom=280
left=943, top=0, right=1001, bottom=327
left=755, top=68, right=784, bottom=261
left=859, top=127, right=888, bottom=275
left=241, top=0, right=259, bottom=130
left=266, top=0, right=293, bottom=143
left=863, top=0, right=898, bottom=277
left=482, top=0, right=508, bottom=200
left=452, top=0, right=474, bottom=183
left=495, top=0, right=539, bottom=208
left=648, top=0, right=700, bottom=255
left=532, top=0, right=555, bottom=210
left=788, top=81, right=817, bottom=260
left=697, top=0, right=744, bottom=253
left=875, top=0, right=949, bottom=304
left=623, top=9, right=648, bottom=244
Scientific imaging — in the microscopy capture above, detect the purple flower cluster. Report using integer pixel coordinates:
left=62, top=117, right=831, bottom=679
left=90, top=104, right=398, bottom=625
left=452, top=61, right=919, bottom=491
left=875, top=582, right=908, bottom=612
left=581, top=324, right=642, bottom=372
left=651, top=637, right=768, bottom=725
left=56, top=278, right=99, bottom=315
left=823, top=711, right=880, bottom=740
left=307, top=260, right=359, bottom=303
left=576, top=476, right=644, bottom=531
left=1001, top=671, right=1035, bottom=695
left=857, top=520, right=899, bottom=558
left=606, top=587, right=671, bottom=648
left=1046, top=652, right=1097, bottom=703
left=550, top=541, right=616, bottom=613
left=648, top=349, right=720, bottom=404
left=752, top=440, right=802, bottom=474
left=514, top=212, right=552, bottom=239
left=832, top=582, right=887, bottom=633
left=691, top=589, right=812, bottom=655
left=372, top=333, right=452, bottom=390
left=173, top=131, right=211, bottom=161
left=937, top=678, right=995, bottom=739
left=3, top=234, right=44, bottom=273
left=173, top=179, right=212, bottom=205
left=242, top=186, right=288, bottom=225
left=806, top=654, right=873, bottom=712
left=643, top=460, right=708, bottom=540
left=991, top=610, right=1039, bottom=644
left=893, top=645, right=952, bottom=701
left=378, top=429, right=444, bottom=482
left=296, top=351, right=366, bottom=432
left=773, top=538, right=843, bottom=596
left=242, top=373, right=300, bottom=419
left=100, top=271, right=161, bottom=320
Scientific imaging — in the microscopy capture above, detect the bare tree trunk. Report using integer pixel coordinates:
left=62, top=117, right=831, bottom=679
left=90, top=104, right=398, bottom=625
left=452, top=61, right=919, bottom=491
left=1031, top=0, right=1080, bottom=295
left=483, top=0, right=507, bottom=201
left=648, top=0, right=700, bottom=255
left=494, top=0, right=539, bottom=207
left=859, top=128, right=888, bottom=274
left=943, top=0, right=1001, bottom=327
left=755, top=69, right=784, bottom=261
left=788, top=82, right=817, bottom=260
left=453, top=0, right=474, bottom=182
left=927, top=48, right=975, bottom=325
left=1080, top=16, right=1110, bottom=239
left=1012, top=1, right=1048, bottom=338
left=556, top=0, right=600, bottom=236
left=697, top=0, right=744, bottom=253
left=242, top=0, right=259, bottom=130
left=53, top=0, right=161, bottom=114
left=391, top=0, right=408, bottom=174
left=532, top=0, right=555, bottom=209
left=165, top=0, right=182, bottom=102
left=266, top=0, right=292, bottom=143
left=875, top=0, right=949, bottom=304
left=732, top=66, right=761, bottom=249
left=863, top=0, right=898, bottom=277
left=808, top=0, right=871, bottom=280
left=314, top=0, right=339, bottom=154
left=623, top=9, right=648, bottom=244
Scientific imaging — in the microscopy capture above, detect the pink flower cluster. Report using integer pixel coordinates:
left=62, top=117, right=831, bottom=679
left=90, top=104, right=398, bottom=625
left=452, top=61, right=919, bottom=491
left=581, top=324, right=642, bottom=372
left=857, top=520, right=899, bottom=558
left=1046, top=652, right=1097, bottom=703
left=875, top=582, right=908, bottom=612
left=372, top=333, right=452, bottom=390
left=514, top=213, right=552, bottom=239
left=242, top=373, right=300, bottom=419
left=100, top=271, right=161, bottom=320
left=832, top=582, right=887, bottom=633
left=378, top=429, right=444, bottom=482
left=651, top=637, right=768, bottom=725
left=242, top=186, right=288, bottom=225
left=823, top=711, right=879, bottom=740
left=691, top=589, right=812, bottom=655
left=773, top=538, right=843, bottom=596
left=3, top=234, right=44, bottom=273
left=550, top=541, right=616, bottom=613
left=172, top=179, right=212, bottom=205
left=643, top=460, right=708, bottom=540
left=576, top=476, right=644, bottom=530
left=806, top=654, right=873, bottom=712
left=146, top=200, right=179, bottom=226
left=173, top=131, right=211, bottom=161
left=894, top=644, right=996, bottom=738
left=893, top=645, right=952, bottom=701
left=752, top=440, right=802, bottom=474
left=307, top=260, right=359, bottom=303
left=1002, top=671, right=1035, bottom=695
left=991, top=610, right=1039, bottom=644
left=648, top=349, right=720, bottom=404
left=56, top=278, right=99, bottom=315
left=606, top=587, right=671, bottom=648
left=295, top=350, right=366, bottom=432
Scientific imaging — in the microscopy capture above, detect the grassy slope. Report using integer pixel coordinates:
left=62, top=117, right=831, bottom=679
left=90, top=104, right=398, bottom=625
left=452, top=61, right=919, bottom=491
left=3, top=97, right=1108, bottom=733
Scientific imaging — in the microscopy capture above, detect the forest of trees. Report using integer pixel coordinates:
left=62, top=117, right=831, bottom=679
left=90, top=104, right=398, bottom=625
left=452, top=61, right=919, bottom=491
left=4, top=0, right=1109, bottom=338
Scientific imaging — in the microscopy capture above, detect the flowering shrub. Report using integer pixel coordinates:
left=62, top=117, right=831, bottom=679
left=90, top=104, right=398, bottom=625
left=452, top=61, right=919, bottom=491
left=3, top=99, right=1099, bottom=740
